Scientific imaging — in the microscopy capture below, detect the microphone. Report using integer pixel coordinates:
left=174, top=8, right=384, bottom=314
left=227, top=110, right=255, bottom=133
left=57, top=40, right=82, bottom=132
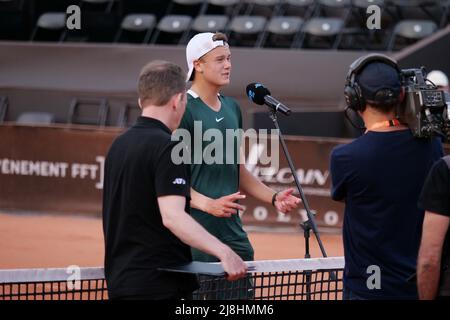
left=246, top=83, right=291, bottom=116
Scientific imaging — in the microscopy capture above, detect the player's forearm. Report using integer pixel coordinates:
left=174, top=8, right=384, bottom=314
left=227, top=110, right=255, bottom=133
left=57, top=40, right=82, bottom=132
left=163, top=210, right=230, bottom=260
left=190, top=188, right=212, bottom=212
left=417, top=257, right=441, bottom=300
left=239, top=165, right=274, bottom=204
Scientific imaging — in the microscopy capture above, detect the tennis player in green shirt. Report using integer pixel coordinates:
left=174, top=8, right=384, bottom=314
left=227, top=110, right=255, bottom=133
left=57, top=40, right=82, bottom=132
left=178, top=32, right=300, bottom=265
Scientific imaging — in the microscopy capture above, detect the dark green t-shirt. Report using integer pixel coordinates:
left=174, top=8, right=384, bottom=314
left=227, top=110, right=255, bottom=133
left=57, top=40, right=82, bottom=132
left=177, top=90, right=254, bottom=262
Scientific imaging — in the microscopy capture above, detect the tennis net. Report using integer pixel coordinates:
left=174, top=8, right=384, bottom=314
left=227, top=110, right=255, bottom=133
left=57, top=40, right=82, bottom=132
left=0, top=257, right=344, bottom=300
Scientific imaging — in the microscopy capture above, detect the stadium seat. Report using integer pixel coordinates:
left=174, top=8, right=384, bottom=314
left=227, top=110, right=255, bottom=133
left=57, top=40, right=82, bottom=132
left=239, top=0, right=283, bottom=18
left=387, top=19, right=438, bottom=50
left=318, top=0, right=351, bottom=8
left=0, top=0, right=23, bottom=11
left=67, top=98, right=109, bottom=127
left=63, top=15, right=119, bottom=43
left=71, top=0, right=120, bottom=42
left=165, top=0, right=208, bottom=17
left=171, top=0, right=206, bottom=4
left=191, top=15, right=229, bottom=33
left=389, top=0, right=437, bottom=7
left=262, top=16, right=304, bottom=48
left=352, top=0, right=385, bottom=8
left=296, top=17, right=344, bottom=49
left=204, top=0, right=241, bottom=16
left=302, top=18, right=344, bottom=37
left=315, top=0, right=351, bottom=19
left=0, top=0, right=29, bottom=40
left=347, top=0, right=389, bottom=50
left=386, top=0, right=443, bottom=25
left=351, top=0, right=386, bottom=21
left=0, top=96, right=8, bottom=123
left=229, top=15, right=267, bottom=47
left=245, top=0, right=280, bottom=5
left=151, top=15, right=192, bottom=44
left=1, top=0, right=446, bottom=49
left=119, top=0, right=169, bottom=19
left=393, top=19, right=438, bottom=39
left=30, top=12, right=66, bottom=42
left=32, top=0, right=75, bottom=13
left=80, top=0, right=115, bottom=13
left=16, top=112, right=55, bottom=125
left=114, top=14, right=156, bottom=44
left=117, top=103, right=141, bottom=127
left=441, top=0, right=450, bottom=27
left=208, top=0, right=240, bottom=5
left=349, top=0, right=387, bottom=28
left=281, top=0, right=315, bottom=19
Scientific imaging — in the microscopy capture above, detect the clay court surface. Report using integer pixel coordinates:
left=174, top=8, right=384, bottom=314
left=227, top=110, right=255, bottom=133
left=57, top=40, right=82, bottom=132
left=0, top=212, right=343, bottom=269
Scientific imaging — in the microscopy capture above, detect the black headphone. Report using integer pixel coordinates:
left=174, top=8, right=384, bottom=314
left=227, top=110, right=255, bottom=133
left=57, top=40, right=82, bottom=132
left=344, top=53, right=401, bottom=112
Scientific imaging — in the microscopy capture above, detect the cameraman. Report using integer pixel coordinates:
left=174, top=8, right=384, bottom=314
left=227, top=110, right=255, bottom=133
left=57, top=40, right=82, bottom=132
left=330, top=54, right=443, bottom=299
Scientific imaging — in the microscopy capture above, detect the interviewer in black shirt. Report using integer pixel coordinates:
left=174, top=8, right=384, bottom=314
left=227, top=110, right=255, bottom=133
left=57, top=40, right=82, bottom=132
left=102, top=60, right=247, bottom=300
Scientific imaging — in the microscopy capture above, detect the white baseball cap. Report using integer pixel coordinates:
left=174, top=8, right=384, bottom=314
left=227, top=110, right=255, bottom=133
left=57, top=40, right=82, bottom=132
left=427, top=70, right=449, bottom=87
left=186, top=32, right=228, bottom=82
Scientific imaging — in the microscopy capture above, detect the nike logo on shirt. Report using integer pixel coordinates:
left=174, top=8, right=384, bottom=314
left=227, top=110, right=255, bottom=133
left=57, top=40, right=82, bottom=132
left=216, top=117, right=224, bottom=122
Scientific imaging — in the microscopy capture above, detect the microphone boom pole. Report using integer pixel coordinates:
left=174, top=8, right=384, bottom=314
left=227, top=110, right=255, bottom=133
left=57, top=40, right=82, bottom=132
left=269, top=110, right=330, bottom=260
left=246, top=83, right=331, bottom=260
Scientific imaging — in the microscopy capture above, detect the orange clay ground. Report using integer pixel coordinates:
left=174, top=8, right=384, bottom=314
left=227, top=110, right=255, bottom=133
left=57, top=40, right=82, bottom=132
left=0, top=212, right=343, bottom=269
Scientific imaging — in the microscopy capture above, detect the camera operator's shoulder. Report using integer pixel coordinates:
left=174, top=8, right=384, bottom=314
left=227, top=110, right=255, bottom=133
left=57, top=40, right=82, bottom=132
left=330, top=138, right=367, bottom=167
left=331, top=142, right=352, bottom=162
left=331, top=138, right=362, bottom=156
left=331, top=143, right=347, bottom=155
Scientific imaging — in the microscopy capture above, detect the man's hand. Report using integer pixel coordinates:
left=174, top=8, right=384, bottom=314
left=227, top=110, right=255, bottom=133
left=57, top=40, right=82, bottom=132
left=159, top=195, right=248, bottom=281
left=275, top=188, right=301, bottom=214
left=219, top=246, right=248, bottom=281
left=207, top=192, right=246, bottom=218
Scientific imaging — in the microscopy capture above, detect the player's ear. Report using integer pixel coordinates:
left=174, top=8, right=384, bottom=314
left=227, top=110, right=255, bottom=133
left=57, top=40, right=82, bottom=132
left=138, top=98, right=143, bottom=109
left=193, top=59, right=203, bottom=74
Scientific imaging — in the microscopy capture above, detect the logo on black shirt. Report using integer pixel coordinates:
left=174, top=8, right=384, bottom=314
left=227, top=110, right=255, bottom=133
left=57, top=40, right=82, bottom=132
left=172, top=178, right=186, bottom=185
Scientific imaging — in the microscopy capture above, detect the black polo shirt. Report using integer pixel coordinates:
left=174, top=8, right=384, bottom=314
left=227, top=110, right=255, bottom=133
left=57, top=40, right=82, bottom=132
left=418, top=157, right=450, bottom=217
left=102, top=116, right=198, bottom=299
left=418, top=156, right=450, bottom=264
